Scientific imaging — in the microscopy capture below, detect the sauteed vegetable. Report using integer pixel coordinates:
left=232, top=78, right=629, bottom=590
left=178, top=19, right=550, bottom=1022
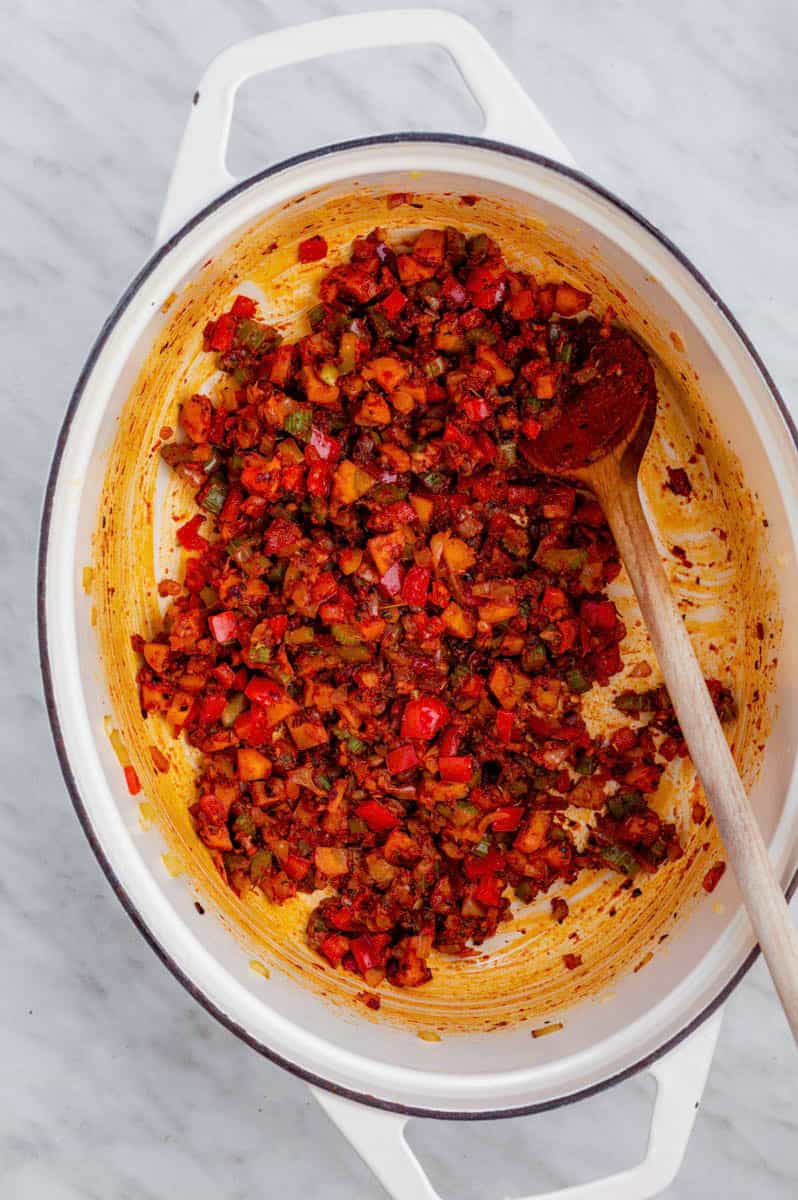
left=133, top=225, right=734, bottom=991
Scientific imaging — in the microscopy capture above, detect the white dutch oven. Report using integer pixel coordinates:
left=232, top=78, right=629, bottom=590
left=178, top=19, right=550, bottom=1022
left=39, top=11, right=798, bottom=1199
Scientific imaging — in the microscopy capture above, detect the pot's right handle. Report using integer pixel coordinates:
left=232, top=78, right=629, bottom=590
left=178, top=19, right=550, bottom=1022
left=312, top=1011, right=722, bottom=1200
left=157, top=7, right=574, bottom=244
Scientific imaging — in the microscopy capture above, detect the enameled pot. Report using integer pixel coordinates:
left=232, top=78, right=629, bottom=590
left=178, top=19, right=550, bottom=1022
left=39, top=11, right=798, bottom=1199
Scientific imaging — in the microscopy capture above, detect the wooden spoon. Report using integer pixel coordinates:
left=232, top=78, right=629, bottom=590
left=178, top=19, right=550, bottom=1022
left=523, top=331, right=798, bottom=1041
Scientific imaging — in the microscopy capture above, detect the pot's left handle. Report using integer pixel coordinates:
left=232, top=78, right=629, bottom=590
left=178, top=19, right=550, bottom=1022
left=157, top=7, right=574, bottom=245
left=311, top=1011, right=721, bottom=1200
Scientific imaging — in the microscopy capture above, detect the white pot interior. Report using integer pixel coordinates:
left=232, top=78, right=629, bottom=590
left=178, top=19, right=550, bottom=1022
left=43, top=140, right=798, bottom=1113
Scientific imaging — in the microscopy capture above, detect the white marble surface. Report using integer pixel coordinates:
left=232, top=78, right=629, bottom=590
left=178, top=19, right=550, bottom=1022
left=3, top=0, right=797, bottom=1196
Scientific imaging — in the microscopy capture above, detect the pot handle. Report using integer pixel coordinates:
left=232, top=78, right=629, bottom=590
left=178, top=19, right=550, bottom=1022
left=311, top=1010, right=722, bottom=1200
left=157, top=8, right=573, bottom=244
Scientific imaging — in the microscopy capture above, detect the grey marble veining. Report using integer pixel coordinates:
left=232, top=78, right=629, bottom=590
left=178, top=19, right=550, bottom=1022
left=2, top=0, right=797, bottom=1197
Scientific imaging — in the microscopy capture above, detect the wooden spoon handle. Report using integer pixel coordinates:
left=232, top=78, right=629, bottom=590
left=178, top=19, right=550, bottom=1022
left=592, top=461, right=798, bottom=1041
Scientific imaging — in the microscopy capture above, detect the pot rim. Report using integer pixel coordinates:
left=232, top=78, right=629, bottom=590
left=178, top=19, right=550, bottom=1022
left=37, top=131, right=798, bottom=1120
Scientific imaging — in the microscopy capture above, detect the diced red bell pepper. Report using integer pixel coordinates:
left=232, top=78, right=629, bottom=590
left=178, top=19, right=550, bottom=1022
left=438, top=726, right=461, bottom=757
left=379, top=288, right=407, bottom=320
left=495, top=709, right=515, bottom=744
left=581, top=599, right=617, bottom=631
left=309, top=427, right=341, bottom=461
left=177, top=514, right=207, bottom=551
left=441, top=275, right=468, bottom=306
left=386, top=743, right=419, bottom=775
left=208, top=610, right=237, bottom=644
left=540, top=586, right=568, bottom=620
left=264, top=517, right=301, bottom=554
left=298, top=235, right=328, bottom=263
left=197, top=693, right=227, bottom=725
left=443, top=422, right=478, bottom=454
left=369, top=500, right=417, bottom=532
left=265, top=614, right=288, bottom=642
left=209, top=312, right=235, bottom=352
left=124, top=765, right=141, bottom=796
left=463, top=396, right=491, bottom=422
left=320, top=933, right=350, bottom=966
left=307, top=462, right=333, bottom=497
left=466, top=263, right=507, bottom=309
left=464, top=846, right=505, bottom=879
left=439, top=755, right=473, bottom=783
left=284, top=853, right=312, bottom=881
left=310, top=572, right=338, bottom=604
left=244, top=676, right=283, bottom=705
left=400, top=564, right=430, bottom=607
left=474, top=873, right=503, bottom=906
left=234, top=705, right=270, bottom=746
left=231, top=294, right=257, bottom=318
left=521, top=416, right=542, bottom=440
left=318, top=603, right=345, bottom=624
left=490, top=805, right=524, bottom=832
left=401, top=696, right=450, bottom=741
left=328, top=906, right=357, bottom=931
left=473, top=429, right=497, bottom=462
left=349, top=933, right=389, bottom=975
left=379, top=563, right=404, bottom=598
left=355, top=799, right=399, bottom=832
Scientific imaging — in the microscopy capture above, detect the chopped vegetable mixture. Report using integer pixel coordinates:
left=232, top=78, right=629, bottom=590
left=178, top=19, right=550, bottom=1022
left=134, top=225, right=734, bottom=990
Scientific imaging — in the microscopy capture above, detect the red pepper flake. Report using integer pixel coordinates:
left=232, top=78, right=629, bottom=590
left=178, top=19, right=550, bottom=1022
left=666, top=466, right=692, bottom=497
left=298, top=235, right=328, bottom=263
left=387, top=192, right=413, bottom=208
left=563, top=953, right=582, bottom=970
left=551, top=897, right=569, bottom=923
left=149, top=746, right=170, bottom=773
left=124, top=765, right=141, bottom=795
left=702, top=861, right=726, bottom=893
left=356, top=990, right=381, bottom=1010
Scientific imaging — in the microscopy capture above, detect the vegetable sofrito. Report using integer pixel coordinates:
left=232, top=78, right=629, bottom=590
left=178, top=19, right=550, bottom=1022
left=135, top=226, right=734, bottom=990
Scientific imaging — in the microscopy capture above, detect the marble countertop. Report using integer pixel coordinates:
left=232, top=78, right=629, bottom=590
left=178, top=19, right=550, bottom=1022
left=4, top=0, right=797, bottom=1196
